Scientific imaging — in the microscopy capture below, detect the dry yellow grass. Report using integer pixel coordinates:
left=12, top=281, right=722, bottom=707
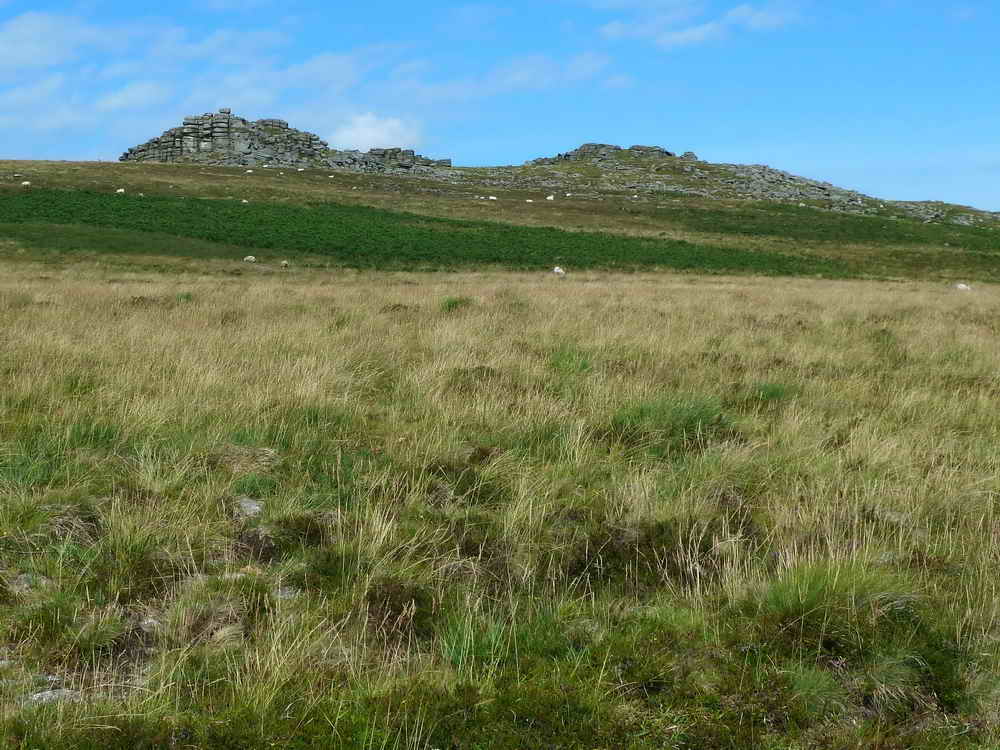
left=2, top=257, right=1000, bottom=746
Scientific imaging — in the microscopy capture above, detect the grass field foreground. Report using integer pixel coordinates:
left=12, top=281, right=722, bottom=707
left=2, top=263, right=1000, bottom=747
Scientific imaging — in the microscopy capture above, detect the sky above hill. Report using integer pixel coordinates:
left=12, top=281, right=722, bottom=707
left=1, top=0, right=997, bottom=210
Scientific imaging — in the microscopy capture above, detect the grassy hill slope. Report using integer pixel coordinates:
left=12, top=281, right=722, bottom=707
left=1, top=160, right=999, bottom=280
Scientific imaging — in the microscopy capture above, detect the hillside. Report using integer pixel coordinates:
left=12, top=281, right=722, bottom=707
left=1, top=154, right=999, bottom=281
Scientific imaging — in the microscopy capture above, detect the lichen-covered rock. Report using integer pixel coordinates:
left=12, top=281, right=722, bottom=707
left=120, top=108, right=452, bottom=173
left=529, top=142, right=676, bottom=165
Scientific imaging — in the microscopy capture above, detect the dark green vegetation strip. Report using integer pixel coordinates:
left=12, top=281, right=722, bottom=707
left=0, top=189, right=844, bottom=275
left=652, top=201, right=1000, bottom=251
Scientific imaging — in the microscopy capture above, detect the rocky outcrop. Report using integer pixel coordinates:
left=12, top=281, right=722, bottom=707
left=529, top=143, right=675, bottom=165
left=119, top=108, right=452, bottom=172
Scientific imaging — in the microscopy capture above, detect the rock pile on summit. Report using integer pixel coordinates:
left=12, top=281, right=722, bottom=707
left=120, top=108, right=452, bottom=172
left=529, top=143, right=692, bottom=165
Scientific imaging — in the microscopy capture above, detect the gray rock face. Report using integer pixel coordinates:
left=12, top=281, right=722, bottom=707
left=120, top=108, right=452, bottom=173
left=25, top=688, right=81, bottom=704
left=529, top=142, right=676, bottom=165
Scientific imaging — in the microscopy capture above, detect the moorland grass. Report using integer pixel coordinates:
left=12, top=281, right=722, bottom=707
left=1, top=262, right=999, bottom=747
left=0, top=189, right=845, bottom=276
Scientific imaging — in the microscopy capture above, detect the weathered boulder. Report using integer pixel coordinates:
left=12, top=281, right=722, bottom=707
left=120, top=108, right=452, bottom=173
left=529, top=142, right=676, bottom=165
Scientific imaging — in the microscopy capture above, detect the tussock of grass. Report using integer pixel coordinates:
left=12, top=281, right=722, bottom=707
left=1, top=265, right=999, bottom=747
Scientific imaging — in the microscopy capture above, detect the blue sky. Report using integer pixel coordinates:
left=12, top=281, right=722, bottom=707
left=1, top=0, right=998, bottom=210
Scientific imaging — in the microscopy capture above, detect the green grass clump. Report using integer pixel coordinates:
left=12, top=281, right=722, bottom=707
left=601, top=395, right=737, bottom=457
left=440, top=295, right=474, bottom=313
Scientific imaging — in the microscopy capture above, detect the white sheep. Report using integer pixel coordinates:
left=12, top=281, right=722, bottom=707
left=115, top=188, right=125, bottom=194
left=954, top=283, right=972, bottom=291
left=553, top=266, right=566, bottom=277
left=525, top=199, right=534, bottom=203
left=243, top=256, right=257, bottom=263
left=241, top=199, right=249, bottom=204
left=280, top=260, right=289, bottom=268
left=546, top=195, right=555, bottom=201
left=245, top=169, right=254, bottom=174
left=20, top=181, right=30, bottom=188
left=488, top=196, right=497, bottom=201
left=297, top=168, right=305, bottom=172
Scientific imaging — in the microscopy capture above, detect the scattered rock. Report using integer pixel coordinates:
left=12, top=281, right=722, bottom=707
left=25, top=688, right=81, bottom=705
left=9, top=573, right=49, bottom=594
left=234, top=496, right=264, bottom=519
left=529, top=143, right=675, bottom=165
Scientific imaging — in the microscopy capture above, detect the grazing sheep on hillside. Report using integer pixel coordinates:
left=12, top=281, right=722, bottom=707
left=954, top=283, right=972, bottom=291
left=553, top=266, right=566, bottom=277
left=488, top=196, right=497, bottom=201
left=546, top=195, right=554, bottom=201
left=243, top=256, right=257, bottom=263
left=245, top=170, right=254, bottom=174
left=280, top=260, right=289, bottom=268
left=20, top=181, right=30, bottom=188
left=241, top=199, right=249, bottom=204
left=115, top=188, right=125, bottom=194
left=525, top=199, right=534, bottom=203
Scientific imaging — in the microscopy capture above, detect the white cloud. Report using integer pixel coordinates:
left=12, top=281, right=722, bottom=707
left=566, top=51, right=611, bottom=80
left=656, top=20, right=725, bottom=46
left=603, top=73, right=636, bottom=88
left=949, top=5, right=977, bottom=21
left=391, top=51, right=613, bottom=106
left=282, top=53, right=359, bottom=90
left=442, top=4, right=512, bottom=33
left=0, top=74, right=95, bottom=131
left=96, top=82, right=172, bottom=112
left=148, top=27, right=288, bottom=65
left=0, top=13, right=109, bottom=73
left=329, top=113, right=422, bottom=150
left=593, top=1, right=800, bottom=48
left=725, top=3, right=799, bottom=29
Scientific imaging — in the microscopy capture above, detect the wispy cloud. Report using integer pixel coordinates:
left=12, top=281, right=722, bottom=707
left=95, top=82, right=172, bottom=112
left=593, top=1, right=800, bottom=48
left=329, top=113, right=423, bottom=150
left=440, top=3, right=512, bottom=34
left=0, top=13, right=114, bottom=73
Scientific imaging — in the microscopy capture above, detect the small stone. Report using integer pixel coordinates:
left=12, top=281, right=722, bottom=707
left=235, top=497, right=264, bottom=518
left=275, top=586, right=300, bottom=600
left=10, top=573, right=49, bottom=593
left=26, top=688, right=80, bottom=704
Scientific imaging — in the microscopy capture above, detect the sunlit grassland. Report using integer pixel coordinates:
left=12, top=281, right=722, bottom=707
left=2, top=260, right=1000, bottom=748
left=3, top=161, right=999, bottom=282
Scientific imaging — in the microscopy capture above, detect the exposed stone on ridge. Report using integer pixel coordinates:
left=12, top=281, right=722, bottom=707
left=528, top=143, right=676, bottom=165
left=120, top=108, right=452, bottom=173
